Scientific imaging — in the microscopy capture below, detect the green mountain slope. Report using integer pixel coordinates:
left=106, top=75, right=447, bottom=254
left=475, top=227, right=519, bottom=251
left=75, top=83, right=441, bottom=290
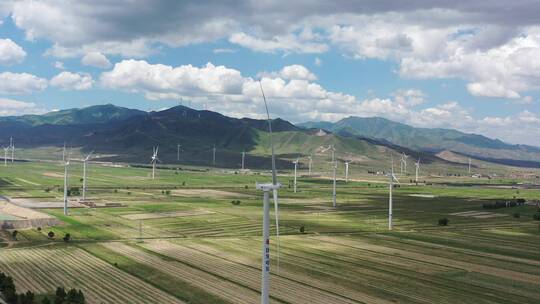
left=299, top=117, right=540, bottom=162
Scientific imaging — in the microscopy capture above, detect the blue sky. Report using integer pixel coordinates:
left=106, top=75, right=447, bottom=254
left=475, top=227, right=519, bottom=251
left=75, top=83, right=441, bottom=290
left=0, top=1, right=539, bottom=146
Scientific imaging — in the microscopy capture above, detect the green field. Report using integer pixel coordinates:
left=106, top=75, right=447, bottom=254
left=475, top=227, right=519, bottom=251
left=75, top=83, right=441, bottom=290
left=0, top=160, right=539, bottom=303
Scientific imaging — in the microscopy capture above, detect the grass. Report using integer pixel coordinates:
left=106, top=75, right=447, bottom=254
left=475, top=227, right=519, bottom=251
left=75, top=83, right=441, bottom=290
left=0, top=160, right=539, bottom=303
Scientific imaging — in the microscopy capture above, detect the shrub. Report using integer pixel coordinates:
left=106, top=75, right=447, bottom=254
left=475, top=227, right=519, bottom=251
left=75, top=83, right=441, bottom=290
left=533, top=212, right=540, bottom=221
left=182, top=181, right=186, bottom=186
left=165, top=190, right=171, bottom=195
left=37, top=227, right=42, bottom=231
left=244, top=185, right=248, bottom=189
left=63, top=233, right=71, bottom=242
left=513, top=213, right=521, bottom=218
left=48, top=231, right=55, bottom=238
left=438, top=218, right=449, bottom=226
left=11, top=230, right=17, bottom=240
left=231, top=200, right=241, bottom=205
left=299, top=225, right=305, bottom=233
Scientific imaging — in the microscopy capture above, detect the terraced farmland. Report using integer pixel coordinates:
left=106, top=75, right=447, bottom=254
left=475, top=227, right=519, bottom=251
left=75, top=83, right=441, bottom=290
left=0, top=246, right=182, bottom=304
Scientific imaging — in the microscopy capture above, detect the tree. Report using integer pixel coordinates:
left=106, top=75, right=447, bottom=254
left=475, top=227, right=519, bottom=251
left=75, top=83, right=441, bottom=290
left=63, top=233, right=71, bottom=243
left=438, top=218, right=449, bottom=226
left=54, top=287, right=66, bottom=304
left=48, top=231, right=55, bottom=239
left=41, top=297, right=51, bottom=304
left=11, top=230, right=18, bottom=240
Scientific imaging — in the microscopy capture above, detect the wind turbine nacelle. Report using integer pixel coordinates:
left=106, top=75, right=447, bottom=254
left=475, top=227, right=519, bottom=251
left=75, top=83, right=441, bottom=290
left=256, top=183, right=282, bottom=191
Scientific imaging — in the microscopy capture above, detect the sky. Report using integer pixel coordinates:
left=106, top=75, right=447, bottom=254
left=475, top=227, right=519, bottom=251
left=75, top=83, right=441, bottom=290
left=0, top=1, right=539, bottom=146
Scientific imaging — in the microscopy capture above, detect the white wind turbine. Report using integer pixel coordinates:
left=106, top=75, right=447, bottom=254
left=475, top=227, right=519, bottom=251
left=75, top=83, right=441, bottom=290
left=212, top=144, right=216, bottom=166
left=330, top=146, right=337, bottom=207
left=3, top=146, right=8, bottom=166
left=256, top=81, right=281, bottom=304
left=241, top=151, right=246, bottom=170
left=468, top=158, right=471, bottom=174
left=150, top=146, right=160, bottom=180
left=82, top=151, right=93, bottom=201
left=177, top=143, right=182, bottom=161
left=387, top=156, right=400, bottom=230
left=344, top=160, right=350, bottom=183
left=308, top=155, right=313, bottom=176
left=63, top=146, right=71, bottom=216
left=9, top=137, right=14, bottom=163
left=415, top=158, right=420, bottom=183
left=293, top=158, right=299, bottom=193
left=400, top=153, right=408, bottom=174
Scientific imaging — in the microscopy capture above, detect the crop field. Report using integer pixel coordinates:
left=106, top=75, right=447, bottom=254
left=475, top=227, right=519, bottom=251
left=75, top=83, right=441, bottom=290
left=0, top=160, right=539, bottom=303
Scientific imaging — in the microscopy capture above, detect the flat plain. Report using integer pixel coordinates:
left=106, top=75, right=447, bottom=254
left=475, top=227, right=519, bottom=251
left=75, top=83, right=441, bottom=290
left=0, top=160, right=539, bottom=303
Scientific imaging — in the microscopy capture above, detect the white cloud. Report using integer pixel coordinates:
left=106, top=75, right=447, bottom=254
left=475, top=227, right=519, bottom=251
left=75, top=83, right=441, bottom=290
left=392, top=89, right=425, bottom=107
left=259, top=65, right=317, bottom=81
left=314, top=57, right=322, bottom=66
left=213, top=48, right=235, bottom=54
left=229, top=32, right=327, bottom=54
left=0, top=39, right=26, bottom=65
left=81, top=51, right=111, bottom=68
left=50, top=71, right=93, bottom=90
left=0, top=98, right=46, bottom=116
left=0, top=72, right=47, bottom=94
left=53, top=61, right=65, bottom=69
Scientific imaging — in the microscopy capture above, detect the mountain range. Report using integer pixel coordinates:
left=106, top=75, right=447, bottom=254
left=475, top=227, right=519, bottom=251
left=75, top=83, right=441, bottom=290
left=298, top=117, right=540, bottom=164
left=0, top=104, right=538, bottom=169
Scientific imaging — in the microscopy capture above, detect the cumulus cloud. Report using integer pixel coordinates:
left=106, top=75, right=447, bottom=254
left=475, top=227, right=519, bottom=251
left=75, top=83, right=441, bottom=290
left=0, top=98, right=46, bottom=116
left=81, top=51, right=111, bottom=68
left=50, top=71, right=93, bottom=90
left=0, top=39, right=26, bottom=65
left=53, top=61, right=65, bottom=69
left=213, top=48, right=235, bottom=54
left=0, top=72, right=47, bottom=94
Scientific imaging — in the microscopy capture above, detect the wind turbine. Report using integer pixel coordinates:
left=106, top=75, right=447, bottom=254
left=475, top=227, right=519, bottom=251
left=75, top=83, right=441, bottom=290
left=344, top=161, right=350, bottom=183
left=468, top=158, right=471, bottom=174
left=212, top=145, right=216, bottom=166
left=400, top=153, right=408, bottom=174
left=3, top=147, right=8, bottom=166
left=308, top=155, right=312, bottom=176
left=177, top=144, right=182, bottom=161
left=293, top=158, right=299, bottom=193
left=150, top=146, right=159, bottom=180
left=63, top=146, right=71, bottom=216
left=241, top=151, right=246, bottom=170
left=256, top=81, right=281, bottom=304
left=9, top=137, right=14, bottom=163
left=387, top=156, right=400, bottom=230
left=330, top=146, right=337, bottom=207
left=415, top=158, right=420, bottom=183
left=82, top=151, right=93, bottom=201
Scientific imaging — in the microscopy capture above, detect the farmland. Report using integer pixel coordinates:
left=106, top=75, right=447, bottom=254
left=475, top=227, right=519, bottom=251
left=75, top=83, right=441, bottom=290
left=0, top=159, right=539, bottom=303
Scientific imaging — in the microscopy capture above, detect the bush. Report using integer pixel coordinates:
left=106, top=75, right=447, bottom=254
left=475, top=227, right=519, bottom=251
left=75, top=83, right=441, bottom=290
left=63, top=233, right=71, bottom=243
left=11, top=230, right=17, bottom=240
left=231, top=200, right=241, bottom=205
left=165, top=190, right=171, bottom=195
left=438, top=218, right=449, bottom=226
left=244, top=185, right=248, bottom=189
left=182, top=181, right=186, bottom=186
left=299, top=225, right=305, bottom=233
left=533, top=212, right=540, bottom=221
left=513, top=213, right=521, bottom=218
left=48, top=231, right=55, bottom=238
left=37, top=227, right=42, bottom=231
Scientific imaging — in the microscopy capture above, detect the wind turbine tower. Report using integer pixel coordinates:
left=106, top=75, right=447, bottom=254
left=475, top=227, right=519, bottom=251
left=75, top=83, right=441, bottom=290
left=63, top=146, right=71, bottom=216
left=415, top=158, right=420, bottom=183
left=331, top=146, right=337, bottom=207
left=150, top=146, right=159, bottom=180
left=82, top=151, right=93, bottom=201
left=3, top=147, right=8, bottom=166
left=293, top=158, right=299, bottom=193
left=387, top=156, right=400, bottom=230
left=241, top=151, right=246, bottom=170
left=213, top=145, right=216, bottom=166
left=345, top=161, right=350, bottom=183
left=468, top=158, right=471, bottom=174
left=9, top=137, right=14, bottom=163
left=308, top=155, right=312, bottom=176
left=177, top=144, right=182, bottom=161
left=257, top=82, right=281, bottom=304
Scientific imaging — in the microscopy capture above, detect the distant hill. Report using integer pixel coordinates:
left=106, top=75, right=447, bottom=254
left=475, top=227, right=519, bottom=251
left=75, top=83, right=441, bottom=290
left=0, top=104, right=145, bottom=126
left=299, top=117, right=540, bottom=163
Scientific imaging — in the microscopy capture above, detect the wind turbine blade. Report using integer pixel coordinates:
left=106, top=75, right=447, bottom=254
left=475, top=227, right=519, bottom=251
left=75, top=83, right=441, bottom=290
left=260, top=81, right=277, bottom=186
left=392, top=174, right=401, bottom=184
